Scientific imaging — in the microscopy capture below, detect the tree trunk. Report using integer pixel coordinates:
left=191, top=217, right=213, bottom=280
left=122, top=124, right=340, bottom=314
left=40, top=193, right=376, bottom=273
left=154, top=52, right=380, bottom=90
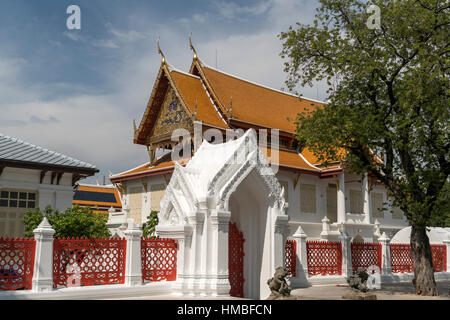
left=410, top=225, right=438, bottom=296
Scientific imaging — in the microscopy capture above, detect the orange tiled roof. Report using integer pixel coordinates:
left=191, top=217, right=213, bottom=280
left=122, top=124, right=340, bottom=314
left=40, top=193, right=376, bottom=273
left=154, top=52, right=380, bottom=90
left=170, top=70, right=229, bottom=129
left=201, top=65, right=322, bottom=133
left=73, top=185, right=122, bottom=208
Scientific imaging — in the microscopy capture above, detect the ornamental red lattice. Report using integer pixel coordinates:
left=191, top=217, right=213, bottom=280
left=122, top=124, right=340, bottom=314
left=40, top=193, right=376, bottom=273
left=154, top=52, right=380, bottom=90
left=285, top=240, right=296, bottom=277
left=306, top=241, right=342, bottom=276
left=430, top=244, right=446, bottom=272
left=351, top=242, right=382, bottom=274
left=390, top=244, right=414, bottom=273
left=228, top=222, right=245, bottom=298
left=141, top=237, right=177, bottom=282
left=0, top=237, right=36, bottom=291
left=53, top=237, right=126, bottom=288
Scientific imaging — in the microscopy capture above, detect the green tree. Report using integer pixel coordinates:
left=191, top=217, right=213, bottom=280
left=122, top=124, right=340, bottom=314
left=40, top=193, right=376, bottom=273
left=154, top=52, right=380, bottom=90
left=279, top=0, right=449, bottom=295
left=23, top=205, right=111, bottom=238
left=141, top=210, right=159, bottom=238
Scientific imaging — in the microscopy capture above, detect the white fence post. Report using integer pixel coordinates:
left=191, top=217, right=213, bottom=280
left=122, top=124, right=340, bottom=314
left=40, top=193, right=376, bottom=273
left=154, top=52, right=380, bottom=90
left=124, top=221, right=143, bottom=286
left=290, top=226, right=308, bottom=287
left=339, top=231, right=352, bottom=277
left=443, top=238, right=450, bottom=272
left=32, top=217, right=55, bottom=292
left=378, top=232, right=392, bottom=275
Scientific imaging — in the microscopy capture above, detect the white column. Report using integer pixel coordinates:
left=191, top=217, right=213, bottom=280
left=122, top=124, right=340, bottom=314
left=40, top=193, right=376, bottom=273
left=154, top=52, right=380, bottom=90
left=124, top=220, right=142, bottom=286
left=274, top=215, right=289, bottom=271
left=443, top=239, right=450, bottom=272
left=209, top=209, right=231, bottom=296
left=156, top=224, right=193, bottom=294
left=378, top=232, right=392, bottom=275
left=32, top=217, right=55, bottom=292
left=337, top=173, right=346, bottom=223
left=320, top=216, right=331, bottom=240
left=290, top=226, right=308, bottom=288
left=362, top=172, right=371, bottom=224
left=339, top=230, right=352, bottom=277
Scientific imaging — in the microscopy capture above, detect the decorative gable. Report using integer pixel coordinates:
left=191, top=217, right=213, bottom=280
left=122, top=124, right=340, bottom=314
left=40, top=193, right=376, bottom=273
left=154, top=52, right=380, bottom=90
left=150, top=87, right=193, bottom=144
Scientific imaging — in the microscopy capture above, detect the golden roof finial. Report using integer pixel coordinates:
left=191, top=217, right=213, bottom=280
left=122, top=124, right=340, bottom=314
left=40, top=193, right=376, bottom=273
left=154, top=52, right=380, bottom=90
left=189, top=33, right=198, bottom=60
left=157, top=37, right=165, bottom=63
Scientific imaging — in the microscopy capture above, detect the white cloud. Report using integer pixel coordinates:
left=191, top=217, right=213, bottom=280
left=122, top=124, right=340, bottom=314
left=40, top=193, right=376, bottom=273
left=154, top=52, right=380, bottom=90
left=63, top=31, right=83, bottom=42
left=92, top=39, right=119, bottom=49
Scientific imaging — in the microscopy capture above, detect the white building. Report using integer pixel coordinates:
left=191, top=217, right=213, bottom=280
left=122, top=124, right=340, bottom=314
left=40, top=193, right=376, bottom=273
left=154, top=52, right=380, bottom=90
left=108, top=47, right=409, bottom=298
left=0, top=133, right=98, bottom=237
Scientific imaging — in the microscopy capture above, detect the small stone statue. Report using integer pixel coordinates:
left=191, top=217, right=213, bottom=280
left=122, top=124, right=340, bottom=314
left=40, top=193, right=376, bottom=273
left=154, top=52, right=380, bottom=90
left=267, top=267, right=292, bottom=297
left=347, top=267, right=370, bottom=292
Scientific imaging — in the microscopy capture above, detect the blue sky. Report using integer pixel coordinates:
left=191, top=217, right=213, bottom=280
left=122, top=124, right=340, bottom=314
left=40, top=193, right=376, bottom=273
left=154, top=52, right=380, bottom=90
left=0, top=0, right=327, bottom=184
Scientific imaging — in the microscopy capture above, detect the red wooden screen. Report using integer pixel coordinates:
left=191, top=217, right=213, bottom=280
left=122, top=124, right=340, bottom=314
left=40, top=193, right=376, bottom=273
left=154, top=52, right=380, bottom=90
left=53, top=237, right=126, bottom=288
left=390, top=244, right=414, bottom=273
left=0, top=237, right=36, bottom=290
left=391, top=243, right=447, bottom=273
left=351, top=242, right=382, bottom=274
left=306, top=241, right=342, bottom=276
left=430, top=244, right=446, bottom=272
left=228, top=222, right=245, bottom=298
left=285, top=239, right=296, bottom=276
left=141, top=237, right=178, bottom=282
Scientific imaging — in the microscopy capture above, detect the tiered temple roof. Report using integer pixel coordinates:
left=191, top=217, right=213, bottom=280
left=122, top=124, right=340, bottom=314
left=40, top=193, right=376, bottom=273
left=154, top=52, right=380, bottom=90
left=111, top=45, right=343, bottom=183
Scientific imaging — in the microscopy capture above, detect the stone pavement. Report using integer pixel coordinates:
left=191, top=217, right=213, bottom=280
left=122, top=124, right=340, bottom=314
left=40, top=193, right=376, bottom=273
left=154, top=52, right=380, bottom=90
left=291, top=280, right=450, bottom=300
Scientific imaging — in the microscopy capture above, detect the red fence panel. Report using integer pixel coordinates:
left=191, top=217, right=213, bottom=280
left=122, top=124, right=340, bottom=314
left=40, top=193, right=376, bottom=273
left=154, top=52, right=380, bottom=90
left=431, top=244, right=446, bottom=272
left=53, top=237, right=126, bottom=288
left=351, top=242, right=382, bottom=274
left=390, top=244, right=414, bottom=273
left=0, top=237, right=36, bottom=290
left=285, top=239, right=296, bottom=277
left=306, top=241, right=342, bottom=276
left=141, top=237, right=177, bottom=283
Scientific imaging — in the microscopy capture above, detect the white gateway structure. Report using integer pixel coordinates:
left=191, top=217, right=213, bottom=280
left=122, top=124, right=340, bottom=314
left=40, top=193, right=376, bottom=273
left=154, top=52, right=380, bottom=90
left=109, top=47, right=409, bottom=298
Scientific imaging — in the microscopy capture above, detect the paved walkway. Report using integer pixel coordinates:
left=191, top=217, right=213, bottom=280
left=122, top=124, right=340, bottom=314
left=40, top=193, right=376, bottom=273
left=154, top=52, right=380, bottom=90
left=291, top=280, right=450, bottom=300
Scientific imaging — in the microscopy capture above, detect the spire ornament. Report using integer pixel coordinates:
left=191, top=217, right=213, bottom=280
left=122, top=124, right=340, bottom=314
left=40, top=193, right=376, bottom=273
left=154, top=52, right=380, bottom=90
left=157, top=37, right=166, bottom=63
left=189, top=33, right=198, bottom=60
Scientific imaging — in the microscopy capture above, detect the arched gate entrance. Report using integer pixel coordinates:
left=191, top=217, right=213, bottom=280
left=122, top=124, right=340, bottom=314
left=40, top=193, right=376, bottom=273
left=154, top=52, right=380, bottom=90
left=228, top=221, right=245, bottom=297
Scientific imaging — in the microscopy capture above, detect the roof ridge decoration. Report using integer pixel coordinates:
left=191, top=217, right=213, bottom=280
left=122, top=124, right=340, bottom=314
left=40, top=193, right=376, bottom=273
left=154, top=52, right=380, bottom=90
left=189, top=33, right=198, bottom=60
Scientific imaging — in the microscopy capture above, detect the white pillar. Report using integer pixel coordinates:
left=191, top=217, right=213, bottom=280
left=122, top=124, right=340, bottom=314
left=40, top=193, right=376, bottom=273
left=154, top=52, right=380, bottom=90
left=209, top=209, right=231, bottom=296
left=32, top=217, right=55, bottom=292
left=378, top=232, right=392, bottom=275
left=362, top=172, right=371, bottom=224
left=320, top=216, right=331, bottom=240
left=156, top=224, right=193, bottom=294
left=290, top=226, right=308, bottom=288
left=124, top=220, right=143, bottom=286
left=443, top=239, right=450, bottom=272
left=274, top=215, right=289, bottom=271
left=337, top=173, right=346, bottom=223
left=339, top=230, right=352, bottom=277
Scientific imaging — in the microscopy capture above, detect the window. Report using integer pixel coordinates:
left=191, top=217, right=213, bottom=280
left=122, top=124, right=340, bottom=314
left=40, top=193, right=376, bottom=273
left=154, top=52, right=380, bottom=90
left=150, top=184, right=166, bottom=212
left=326, top=184, right=337, bottom=223
left=300, top=184, right=316, bottom=213
left=129, top=187, right=142, bottom=225
left=0, top=190, right=37, bottom=209
left=349, top=190, right=363, bottom=214
left=0, top=189, right=36, bottom=237
left=371, top=192, right=384, bottom=218
left=279, top=181, right=289, bottom=203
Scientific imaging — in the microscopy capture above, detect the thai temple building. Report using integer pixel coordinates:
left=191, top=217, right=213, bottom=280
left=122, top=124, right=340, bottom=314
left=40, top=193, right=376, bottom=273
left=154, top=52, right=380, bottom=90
left=108, top=42, right=409, bottom=298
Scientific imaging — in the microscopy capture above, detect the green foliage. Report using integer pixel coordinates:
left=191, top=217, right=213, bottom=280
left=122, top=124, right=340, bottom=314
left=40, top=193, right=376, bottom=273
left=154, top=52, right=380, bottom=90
left=142, top=210, right=159, bottom=238
left=23, top=205, right=111, bottom=238
left=279, top=0, right=449, bottom=228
